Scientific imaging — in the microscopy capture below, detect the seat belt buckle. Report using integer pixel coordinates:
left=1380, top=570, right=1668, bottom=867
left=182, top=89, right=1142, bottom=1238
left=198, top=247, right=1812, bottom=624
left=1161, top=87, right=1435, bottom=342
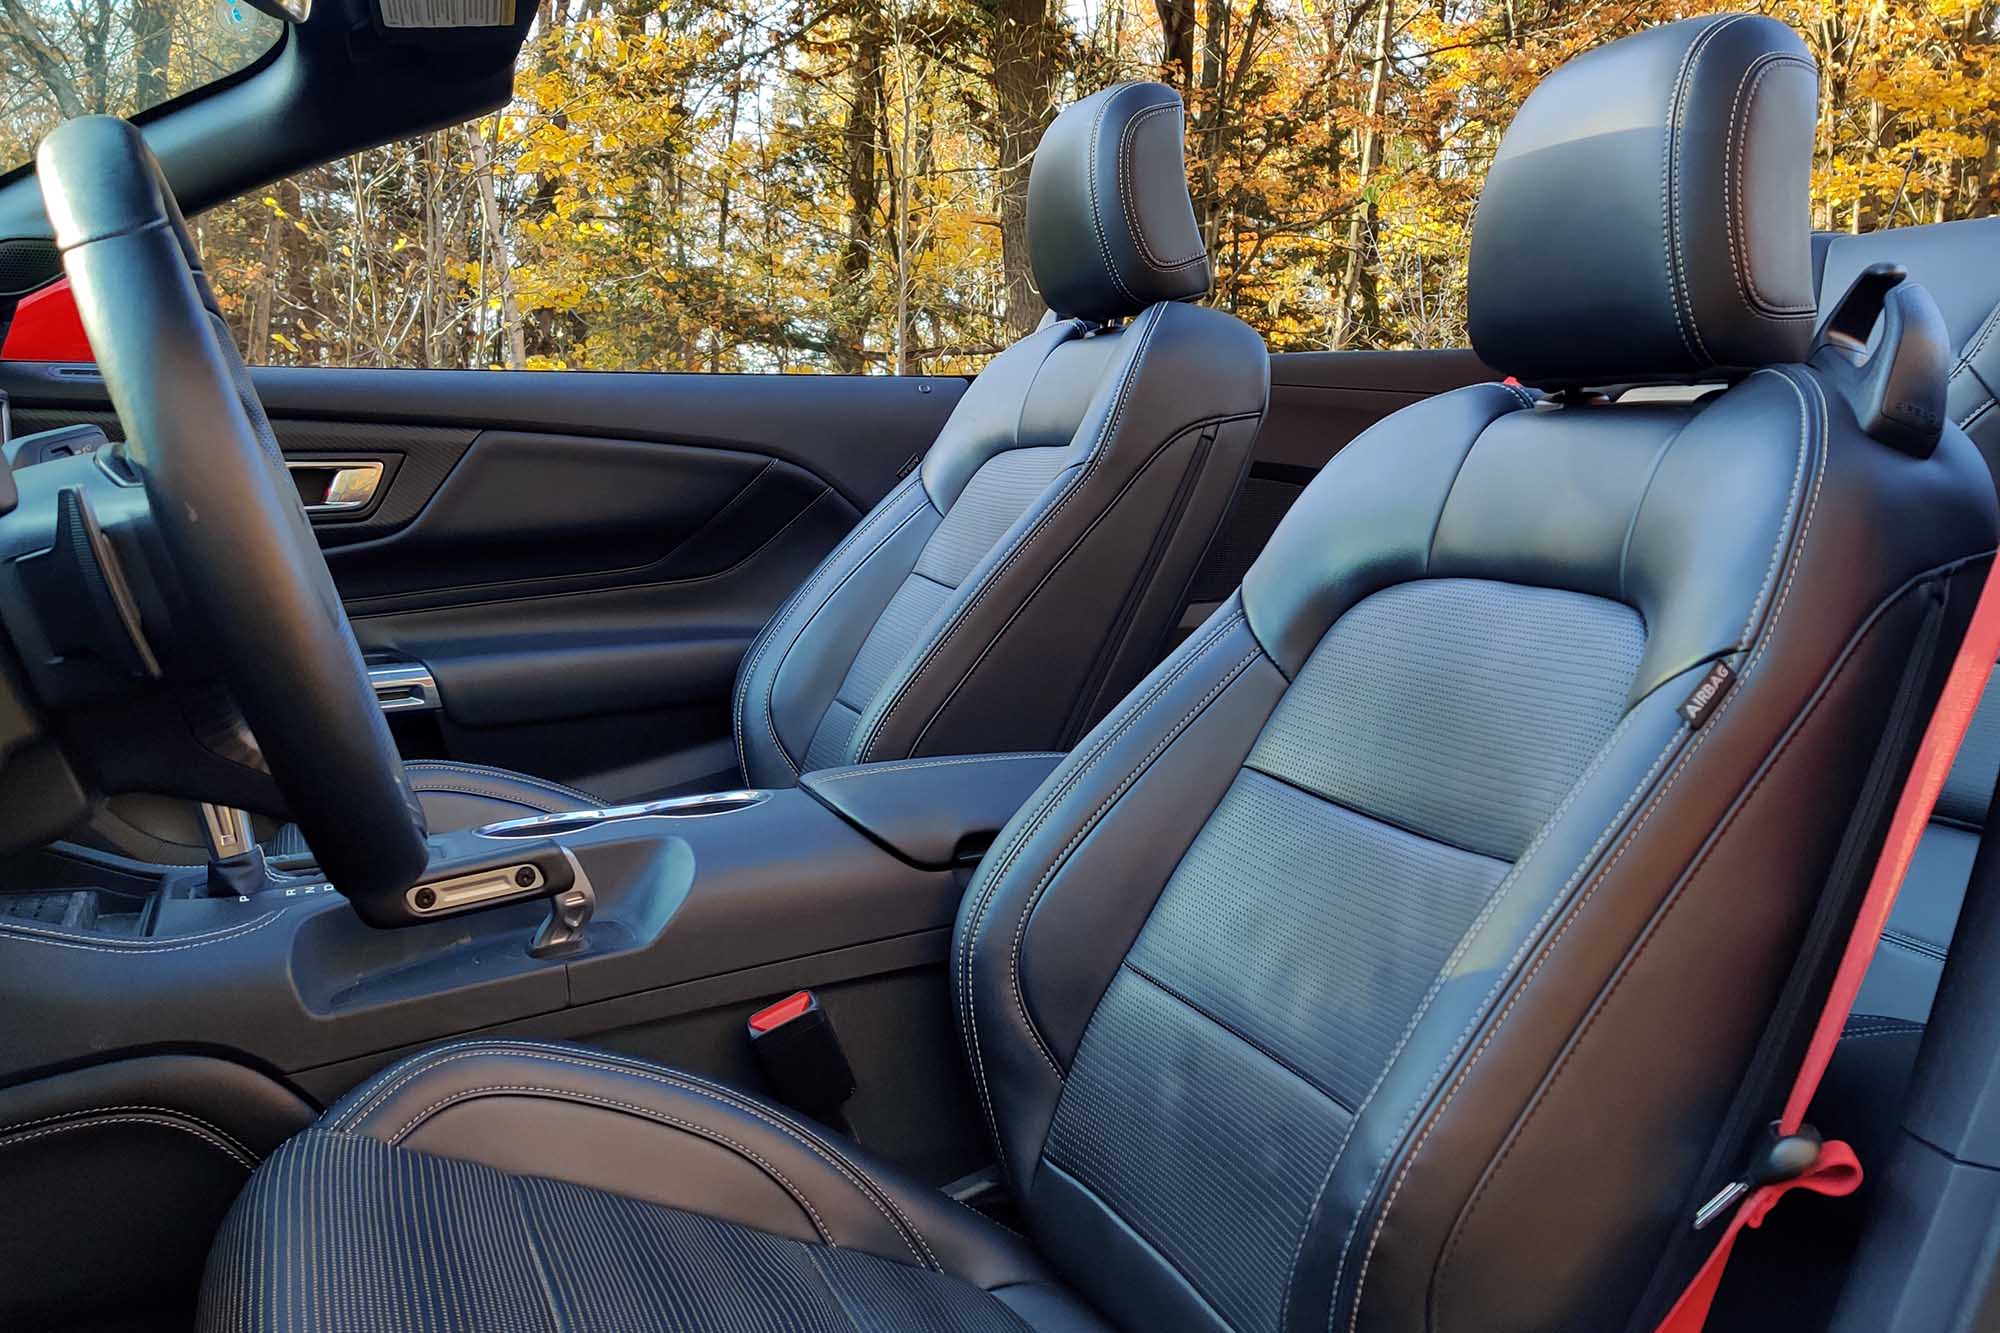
left=1693, top=1122, right=1823, bottom=1229
left=747, top=990, right=856, bottom=1126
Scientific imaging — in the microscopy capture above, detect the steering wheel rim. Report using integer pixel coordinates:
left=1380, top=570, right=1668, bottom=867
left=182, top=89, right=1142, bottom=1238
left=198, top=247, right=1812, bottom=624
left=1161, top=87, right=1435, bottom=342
left=35, top=116, right=430, bottom=900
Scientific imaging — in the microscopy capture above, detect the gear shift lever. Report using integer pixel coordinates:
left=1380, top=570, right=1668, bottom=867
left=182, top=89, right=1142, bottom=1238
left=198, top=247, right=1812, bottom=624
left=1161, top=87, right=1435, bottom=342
left=199, top=802, right=272, bottom=898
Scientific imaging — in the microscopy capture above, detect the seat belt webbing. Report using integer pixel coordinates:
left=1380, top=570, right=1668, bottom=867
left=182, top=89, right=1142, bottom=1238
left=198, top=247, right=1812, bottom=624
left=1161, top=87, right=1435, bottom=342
left=1655, top=553, right=2000, bottom=1333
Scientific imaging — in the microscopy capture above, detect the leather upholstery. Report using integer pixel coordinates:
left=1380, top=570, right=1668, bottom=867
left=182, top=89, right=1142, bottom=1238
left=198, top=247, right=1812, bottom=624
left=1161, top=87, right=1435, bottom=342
left=202, top=20, right=2000, bottom=1333
left=1469, top=14, right=1819, bottom=386
left=734, top=277, right=1267, bottom=790
left=1027, top=82, right=1211, bottom=322
left=198, top=1040, right=1108, bottom=1332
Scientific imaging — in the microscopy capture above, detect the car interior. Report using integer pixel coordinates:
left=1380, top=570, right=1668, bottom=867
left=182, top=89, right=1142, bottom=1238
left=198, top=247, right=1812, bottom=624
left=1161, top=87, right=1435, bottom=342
left=2, top=4, right=2000, bottom=1333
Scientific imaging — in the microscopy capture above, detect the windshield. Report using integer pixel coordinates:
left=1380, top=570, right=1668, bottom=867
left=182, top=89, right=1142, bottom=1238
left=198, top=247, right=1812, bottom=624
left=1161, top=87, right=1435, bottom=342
left=0, top=0, right=281, bottom=170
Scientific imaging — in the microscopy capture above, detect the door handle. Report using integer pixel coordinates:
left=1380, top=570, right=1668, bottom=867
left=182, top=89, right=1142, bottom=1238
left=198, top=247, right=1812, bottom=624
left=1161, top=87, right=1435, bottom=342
left=287, top=459, right=385, bottom=514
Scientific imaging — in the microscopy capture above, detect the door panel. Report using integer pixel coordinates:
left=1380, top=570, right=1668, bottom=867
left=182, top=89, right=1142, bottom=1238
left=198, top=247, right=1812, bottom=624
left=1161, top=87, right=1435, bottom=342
left=0, top=364, right=968, bottom=798
left=0, top=350, right=1492, bottom=803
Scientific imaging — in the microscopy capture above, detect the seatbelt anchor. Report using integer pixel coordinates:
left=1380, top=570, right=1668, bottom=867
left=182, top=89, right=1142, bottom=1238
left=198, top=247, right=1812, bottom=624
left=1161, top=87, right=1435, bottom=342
left=1693, top=1123, right=1823, bottom=1230
left=747, top=989, right=857, bottom=1131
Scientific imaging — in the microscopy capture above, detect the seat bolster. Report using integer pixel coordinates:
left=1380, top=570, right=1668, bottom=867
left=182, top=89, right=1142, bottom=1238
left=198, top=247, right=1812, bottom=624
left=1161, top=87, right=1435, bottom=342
left=272, top=760, right=601, bottom=852
left=954, top=599, right=1285, bottom=1191
left=853, top=301, right=1269, bottom=765
left=1242, top=382, right=1531, bottom=677
left=323, top=1039, right=1056, bottom=1290
left=732, top=472, right=938, bottom=788
left=402, top=760, right=599, bottom=831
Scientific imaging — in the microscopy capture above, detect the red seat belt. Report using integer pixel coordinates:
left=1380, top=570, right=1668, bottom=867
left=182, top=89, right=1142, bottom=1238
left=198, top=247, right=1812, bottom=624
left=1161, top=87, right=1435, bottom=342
left=1656, top=554, right=2000, bottom=1333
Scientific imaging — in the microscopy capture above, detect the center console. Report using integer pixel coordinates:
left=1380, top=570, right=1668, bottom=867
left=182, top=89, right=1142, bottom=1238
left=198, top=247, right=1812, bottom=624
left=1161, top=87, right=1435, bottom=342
left=0, top=749, right=1063, bottom=1328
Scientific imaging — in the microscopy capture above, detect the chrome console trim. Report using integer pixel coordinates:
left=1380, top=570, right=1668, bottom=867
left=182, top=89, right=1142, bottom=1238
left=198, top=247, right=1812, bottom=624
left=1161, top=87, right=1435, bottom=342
left=476, top=789, right=771, bottom=838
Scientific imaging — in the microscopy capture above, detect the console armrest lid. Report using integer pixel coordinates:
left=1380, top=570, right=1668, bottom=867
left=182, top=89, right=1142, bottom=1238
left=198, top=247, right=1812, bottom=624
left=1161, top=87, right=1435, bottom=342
left=800, top=752, right=1065, bottom=868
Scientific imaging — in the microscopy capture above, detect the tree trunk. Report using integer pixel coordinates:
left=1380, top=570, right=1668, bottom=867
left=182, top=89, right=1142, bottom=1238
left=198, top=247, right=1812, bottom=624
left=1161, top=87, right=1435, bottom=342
left=131, top=0, right=173, bottom=106
left=468, top=120, right=528, bottom=369
left=1154, top=0, right=1197, bottom=88
left=247, top=199, right=281, bottom=364
left=1334, top=0, right=1392, bottom=349
left=989, top=0, right=1060, bottom=338
left=834, top=9, right=884, bottom=373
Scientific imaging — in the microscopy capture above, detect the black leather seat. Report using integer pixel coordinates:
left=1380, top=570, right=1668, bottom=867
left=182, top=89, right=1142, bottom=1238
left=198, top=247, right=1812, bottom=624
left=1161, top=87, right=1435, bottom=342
left=197, top=18, right=2000, bottom=1332
left=367, top=81, right=1270, bottom=835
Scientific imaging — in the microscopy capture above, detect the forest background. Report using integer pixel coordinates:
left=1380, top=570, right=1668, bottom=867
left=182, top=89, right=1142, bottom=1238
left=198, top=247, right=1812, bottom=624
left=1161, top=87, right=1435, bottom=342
left=0, top=0, right=1994, bottom=373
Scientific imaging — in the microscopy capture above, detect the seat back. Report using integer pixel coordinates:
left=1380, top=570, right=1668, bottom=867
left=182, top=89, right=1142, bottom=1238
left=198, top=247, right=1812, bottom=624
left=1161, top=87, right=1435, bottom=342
left=733, top=83, right=1268, bottom=788
left=955, top=18, right=2000, bottom=1332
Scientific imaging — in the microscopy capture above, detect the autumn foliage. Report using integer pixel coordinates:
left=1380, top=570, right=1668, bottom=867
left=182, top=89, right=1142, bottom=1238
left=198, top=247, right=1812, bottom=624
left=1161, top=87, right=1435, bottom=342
left=5, top=0, right=2000, bottom=373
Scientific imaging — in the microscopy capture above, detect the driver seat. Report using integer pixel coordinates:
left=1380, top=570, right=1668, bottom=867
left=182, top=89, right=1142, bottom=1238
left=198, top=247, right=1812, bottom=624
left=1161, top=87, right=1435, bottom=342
left=196, top=18, right=2000, bottom=1333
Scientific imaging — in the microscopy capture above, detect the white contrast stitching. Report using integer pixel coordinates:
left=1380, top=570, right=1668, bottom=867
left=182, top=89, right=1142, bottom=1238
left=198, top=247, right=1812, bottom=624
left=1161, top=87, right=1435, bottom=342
left=956, top=609, right=1249, bottom=1146
left=0, top=1113, right=257, bottom=1170
left=1118, top=101, right=1207, bottom=272
left=1663, top=16, right=1750, bottom=365
left=1726, top=54, right=1820, bottom=318
left=0, top=1104, right=258, bottom=1160
left=389, top=1084, right=837, bottom=1245
left=807, top=752, right=1064, bottom=785
left=733, top=473, right=930, bottom=783
left=0, top=910, right=282, bottom=953
left=334, top=1041, right=939, bottom=1269
left=854, top=304, right=1166, bottom=763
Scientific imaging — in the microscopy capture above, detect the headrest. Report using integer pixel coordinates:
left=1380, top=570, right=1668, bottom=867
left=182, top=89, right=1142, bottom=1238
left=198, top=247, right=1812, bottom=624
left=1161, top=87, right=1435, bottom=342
left=1029, top=82, right=1210, bottom=322
left=1468, top=15, right=1818, bottom=386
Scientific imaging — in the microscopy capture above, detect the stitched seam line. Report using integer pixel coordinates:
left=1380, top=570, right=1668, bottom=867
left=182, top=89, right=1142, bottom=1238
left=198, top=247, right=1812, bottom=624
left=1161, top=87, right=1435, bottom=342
left=403, top=781, right=570, bottom=815
left=956, top=609, right=1249, bottom=1152
left=733, top=474, right=927, bottom=783
left=0, top=1104, right=258, bottom=1160
left=1120, top=102, right=1207, bottom=271
left=956, top=610, right=1247, bottom=1123
left=1004, top=645, right=1265, bottom=1076
left=1953, top=303, right=2000, bottom=378
left=1086, top=92, right=1142, bottom=304
left=1308, top=368, right=1817, bottom=1331
left=730, top=472, right=921, bottom=780
left=0, top=1114, right=257, bottom=1170
left=807, top=753, right=1063, bottom=785
left=0, top=910, right=281, bottom=953
left=855, top=304, right=1166, bottom=762
left=1388, top=367, right=1827, bottom=1333
left=333, top=1041, right=939, bottom=1269
left=1664, top=16, right=1750, bottom=365
left=405, top=761, right=600, bottom=807
left=393, top=1085, right=837, bottom=1246
left=1727, top=55, right=1821, bottom=317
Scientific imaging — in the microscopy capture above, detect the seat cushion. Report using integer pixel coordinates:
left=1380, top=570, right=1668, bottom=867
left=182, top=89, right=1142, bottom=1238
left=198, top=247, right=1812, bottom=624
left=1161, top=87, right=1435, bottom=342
left=198, top=1041, right=1104, bottom=1333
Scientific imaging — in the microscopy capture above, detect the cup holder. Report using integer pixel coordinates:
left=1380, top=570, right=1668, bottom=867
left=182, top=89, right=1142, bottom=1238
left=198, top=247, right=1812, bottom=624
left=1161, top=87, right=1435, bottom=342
left=477, top=789, right=771, bottom=838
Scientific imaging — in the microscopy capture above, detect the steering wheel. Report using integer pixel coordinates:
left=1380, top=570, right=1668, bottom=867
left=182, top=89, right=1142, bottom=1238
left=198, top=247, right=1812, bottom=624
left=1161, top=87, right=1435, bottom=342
left=35, top=117, right=431, bottom=902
